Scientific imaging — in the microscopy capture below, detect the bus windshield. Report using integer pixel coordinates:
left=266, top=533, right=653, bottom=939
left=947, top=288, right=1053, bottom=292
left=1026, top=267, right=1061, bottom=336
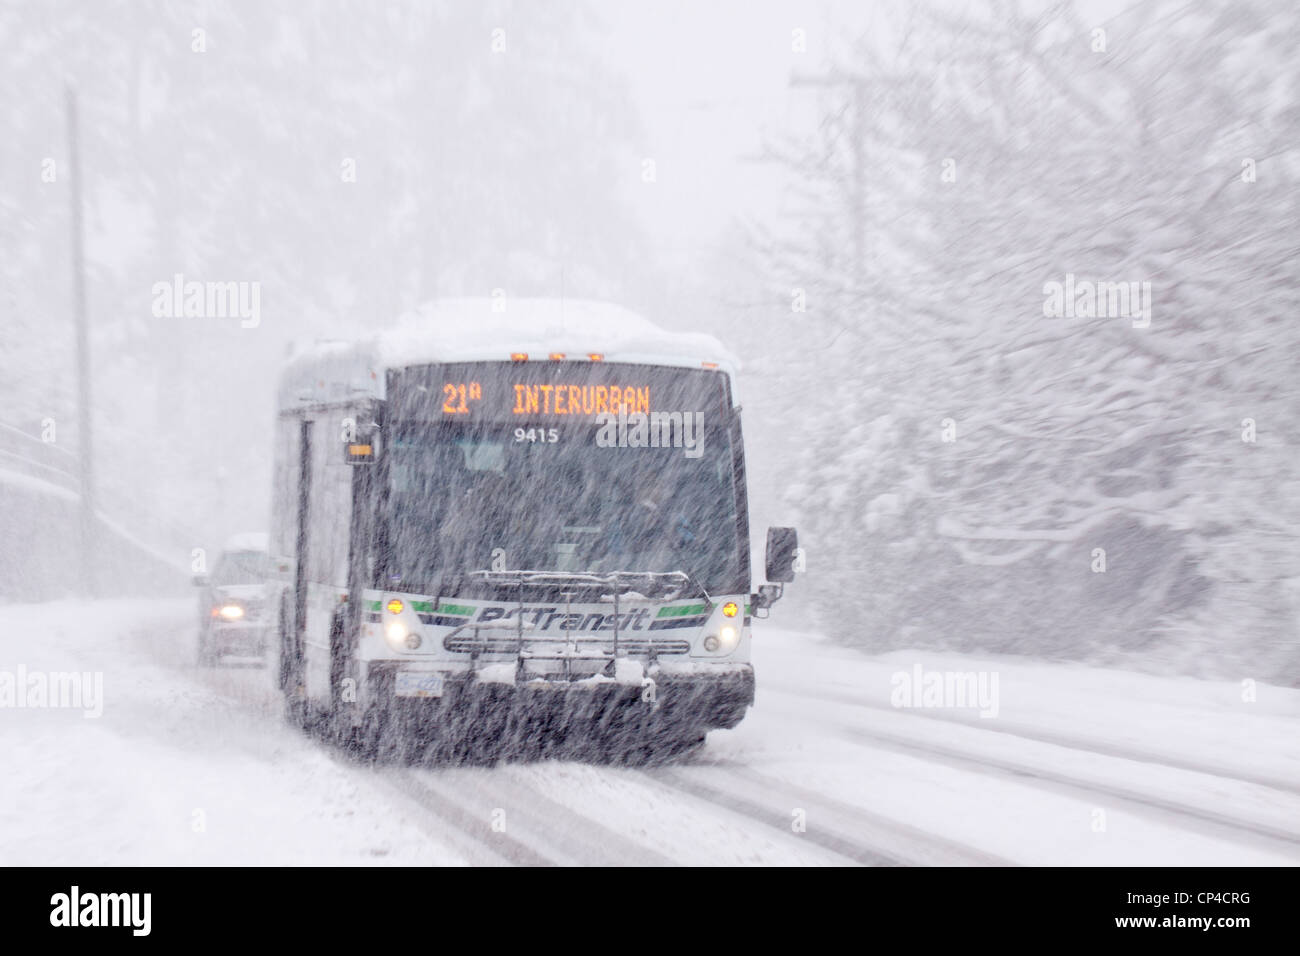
left=376, top=360, right=747, bottom=597
left=379, top=418, right=746, bottom=596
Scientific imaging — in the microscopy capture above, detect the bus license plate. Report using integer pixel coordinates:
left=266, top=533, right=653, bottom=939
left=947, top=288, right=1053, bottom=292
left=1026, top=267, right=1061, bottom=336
left=395, top=672, right=445, bottom=698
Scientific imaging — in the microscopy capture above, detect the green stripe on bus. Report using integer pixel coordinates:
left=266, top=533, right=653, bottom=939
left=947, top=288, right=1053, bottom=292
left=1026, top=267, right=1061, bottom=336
left=657, top=603, right=709, bottom=618
left=436, top=603, right=475, bottom=617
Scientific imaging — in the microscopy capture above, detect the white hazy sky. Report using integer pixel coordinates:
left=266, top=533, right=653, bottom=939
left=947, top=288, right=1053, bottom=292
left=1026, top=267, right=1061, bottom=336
left=606, top=0, right=866, bottom=264
left=602, top=0, right=1134, bottom=265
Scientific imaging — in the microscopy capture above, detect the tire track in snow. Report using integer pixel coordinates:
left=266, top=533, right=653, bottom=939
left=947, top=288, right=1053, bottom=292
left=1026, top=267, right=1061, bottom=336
left=372, top=768, right=556, bottom=865
left=402, top=766, right=677, bottom=866
left=640, top=767, right=930, bottom=866
left=753, top=685, right=1300, bottom=852
left=764, top=685, right=1300, bottom=797
left=500, top=762, right=858, bottom=865
left=701, top=762, right=1016, bottom=866
left=836, top=725, right=1300, bottom=855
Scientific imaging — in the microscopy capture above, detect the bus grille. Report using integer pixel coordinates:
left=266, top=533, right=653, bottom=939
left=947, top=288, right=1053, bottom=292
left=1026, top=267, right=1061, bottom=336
left=443, top=634, right=691, bottom=657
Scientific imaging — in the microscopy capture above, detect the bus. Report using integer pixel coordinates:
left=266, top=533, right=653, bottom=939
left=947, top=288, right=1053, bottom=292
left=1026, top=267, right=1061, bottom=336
left=269, top=298, right=799, bottom=761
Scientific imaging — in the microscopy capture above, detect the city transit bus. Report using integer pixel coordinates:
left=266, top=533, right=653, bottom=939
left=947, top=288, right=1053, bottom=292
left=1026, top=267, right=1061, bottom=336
left=270, top=298, right=799, bottom=761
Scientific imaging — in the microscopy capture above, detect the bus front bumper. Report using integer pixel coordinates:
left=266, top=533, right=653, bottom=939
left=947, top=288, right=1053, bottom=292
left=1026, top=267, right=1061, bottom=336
left=363, top=661, right=756, bottom=740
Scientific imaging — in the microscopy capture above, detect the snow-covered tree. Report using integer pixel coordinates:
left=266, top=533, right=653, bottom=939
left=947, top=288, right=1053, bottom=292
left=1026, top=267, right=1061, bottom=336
left=740, top=0, right=1300, bottom=677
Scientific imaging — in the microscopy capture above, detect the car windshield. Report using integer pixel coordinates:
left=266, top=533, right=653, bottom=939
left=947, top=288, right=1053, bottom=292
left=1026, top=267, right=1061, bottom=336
left=380, top=420, right=744, bottom=595
left=212, top=551, right=268, bottom=586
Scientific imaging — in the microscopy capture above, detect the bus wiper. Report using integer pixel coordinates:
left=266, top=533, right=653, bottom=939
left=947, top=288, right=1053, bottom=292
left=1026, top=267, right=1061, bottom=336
left=466, top=569, right=711, bottom=602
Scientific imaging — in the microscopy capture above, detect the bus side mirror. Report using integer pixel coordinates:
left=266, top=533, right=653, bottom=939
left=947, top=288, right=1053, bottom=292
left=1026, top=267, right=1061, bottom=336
left=192, top=574, right=209, bottom=587
left=765, top=527, right=799, bottom=583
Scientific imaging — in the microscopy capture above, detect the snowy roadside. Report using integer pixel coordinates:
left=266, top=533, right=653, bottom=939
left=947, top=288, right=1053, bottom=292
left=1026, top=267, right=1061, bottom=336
left=748, top=629, right=1300, bottom=787
left=699, top=627, right=1300, bottom=865
left=2, top=600, right=1296, bottom=866
left=0, top=599, right=469, bottom=865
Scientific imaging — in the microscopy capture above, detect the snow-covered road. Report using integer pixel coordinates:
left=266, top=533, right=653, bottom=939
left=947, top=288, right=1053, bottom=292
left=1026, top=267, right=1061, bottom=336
left=2, top=599, right=1296, bottom=866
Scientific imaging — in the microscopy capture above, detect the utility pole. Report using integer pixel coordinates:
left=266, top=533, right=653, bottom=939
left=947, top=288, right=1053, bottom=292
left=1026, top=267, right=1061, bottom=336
left=67, top=84, right=96, bottom=596
left=790, top=70, right=871, bottom=283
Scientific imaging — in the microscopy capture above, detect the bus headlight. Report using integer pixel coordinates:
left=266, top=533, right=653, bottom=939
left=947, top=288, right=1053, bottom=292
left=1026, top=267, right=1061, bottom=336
left=703, top=625, right=739, bottom=654
left=385, top=621, right=410, bottom=651
left=217, top=604, right=244, bottom=621
left=718, top=624, right=739, bottom=650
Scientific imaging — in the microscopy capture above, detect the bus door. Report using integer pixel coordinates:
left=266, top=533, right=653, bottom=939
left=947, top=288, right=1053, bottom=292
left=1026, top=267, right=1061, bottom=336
left=289, top=419, right=312, bottom=697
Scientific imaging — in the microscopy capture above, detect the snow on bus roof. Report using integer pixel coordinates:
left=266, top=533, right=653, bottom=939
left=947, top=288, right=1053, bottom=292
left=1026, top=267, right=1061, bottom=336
left=374, top=299, right=738, bottom=371
left=279, top=298, right=741, bottom=407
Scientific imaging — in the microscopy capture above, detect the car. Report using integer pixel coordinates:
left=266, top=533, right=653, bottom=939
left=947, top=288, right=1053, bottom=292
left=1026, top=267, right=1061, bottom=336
left=193, top=533, right=273, bottom=667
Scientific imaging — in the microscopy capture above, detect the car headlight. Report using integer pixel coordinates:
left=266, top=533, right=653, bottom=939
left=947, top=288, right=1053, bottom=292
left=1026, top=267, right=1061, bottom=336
left=217, top=604, right=244, bottom=621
